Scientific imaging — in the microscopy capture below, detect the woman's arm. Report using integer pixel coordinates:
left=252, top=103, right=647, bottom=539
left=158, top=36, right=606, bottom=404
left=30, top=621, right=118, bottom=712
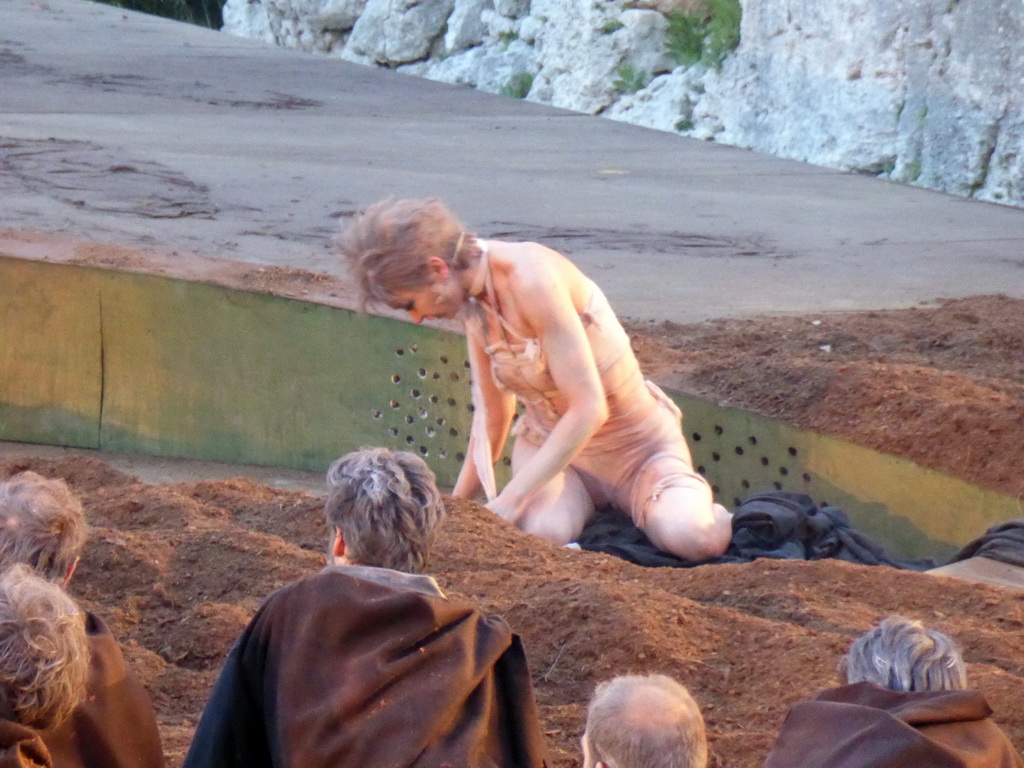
left=451, top=321, right=517, bottom=500
left=488, top=253, right=609, bottom=521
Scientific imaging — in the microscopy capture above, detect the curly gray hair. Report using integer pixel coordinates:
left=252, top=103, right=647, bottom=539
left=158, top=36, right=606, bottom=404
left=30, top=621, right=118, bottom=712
left=841, top=615, right=967, bottom=692
left=325, top=448, right=445, bottom=574
left=584, top=674, right=708, bottom=768
left=0, top=564, right=89, bottom=729
left=0, top=472, right=87, bottom=583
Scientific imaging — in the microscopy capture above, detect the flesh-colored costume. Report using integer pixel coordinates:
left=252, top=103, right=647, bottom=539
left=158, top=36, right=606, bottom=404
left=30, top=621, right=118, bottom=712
left=462, top=244, right=712, bottom=526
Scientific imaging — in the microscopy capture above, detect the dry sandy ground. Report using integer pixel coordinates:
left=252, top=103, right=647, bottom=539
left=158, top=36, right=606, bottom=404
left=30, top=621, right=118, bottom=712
left=2, top=293, right=1022, bottom=767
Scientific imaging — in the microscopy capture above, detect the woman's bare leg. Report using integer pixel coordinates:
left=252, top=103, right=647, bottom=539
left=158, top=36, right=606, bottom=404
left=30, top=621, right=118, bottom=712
left=637, top=465, right=733, bottom=561
left=510, top=437, right=595, bottom=546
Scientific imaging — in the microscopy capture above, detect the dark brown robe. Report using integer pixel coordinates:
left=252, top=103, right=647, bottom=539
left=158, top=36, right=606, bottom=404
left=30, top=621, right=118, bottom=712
left=764, top=681, right=1024, bottom=768
left=0, top=720, right=51, bottom=768
left=39, top=612, right=164, bottom=768
left=182, top=565, right=549, bottom=768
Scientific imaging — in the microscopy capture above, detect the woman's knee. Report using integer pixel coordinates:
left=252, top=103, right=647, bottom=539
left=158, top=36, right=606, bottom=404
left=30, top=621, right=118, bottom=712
left=644, top=499, right=733, bottom=561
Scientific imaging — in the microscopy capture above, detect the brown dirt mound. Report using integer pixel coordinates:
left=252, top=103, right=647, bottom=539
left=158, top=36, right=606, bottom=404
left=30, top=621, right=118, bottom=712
left=6, top=456, right=1017, bottom=768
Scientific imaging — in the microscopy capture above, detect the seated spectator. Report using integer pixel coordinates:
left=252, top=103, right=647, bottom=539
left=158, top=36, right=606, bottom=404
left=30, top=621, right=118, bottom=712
left=582, top=674, right=708, bottom=768
left=183, top=448, right=548, bottom=768
left=0, top=564, right=89, bottom=767
left=0, top=471, right=165, bottom=768
left=764, top=616, right=1024, bottom=768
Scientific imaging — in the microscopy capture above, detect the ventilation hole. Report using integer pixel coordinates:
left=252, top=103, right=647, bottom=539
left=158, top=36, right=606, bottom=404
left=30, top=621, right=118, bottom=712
left=741, top=479, right=750, bottom=489
left=802, top=473, right=811, bottom=482
left=388, top=427, right=398, bottom=437
left=734, top=446, right=744, bottom=455
left=429, top=395, right=440, bottom=403
left=779, top=466, right=788, bottom=476
left=417, top=368, right=427, bottom=378
left=467, top=404, right=475, bottom=413
left=390, top=400, right=400, bottom=409
left=410, top=389, right=421, bottom=398
left=436, top=417, right=446, bottom=426
left=748, top=436, right=758, bottom=445
left=714, top=425, right=724, bottom=435
left=417, top=408, right=428, bottom=419
left=696, top=465, right=706, bottom=475
left=773, top=481, right=783, bottom=490
left=418, top=446, right=428, bottom=456
left=711, top=452, right=721, bottom=462
left=438, top=449, right=448, bottom=458
left=733, top=497, right=741, bottom=507
left=395, top=349, right=405, bottom=356
left=410, top=344, right=418, bottom=352
left=463, top=360, right=471, bottom=369
left=440, top=355, right=449, bottom=364
left=405, top=435, right=414, bottom=445
left=446, top=397, right=457, bottom=407
left=692, top=432, right=702, bottom=442
left=788, top=447, right=798, bottom=457
left=820, top=500, right=829, bottom=507
left=432, top=372, right=441, bottom=380
left=391, top=374, right=401, bottom=383
left=455, top=452, right=465, bottom=462
left=760, top=456, right=769, bottom=466
left=371, top=410, right=382, bottom=419
left=404, top=415, right=414, bottom=424
left=711, top=485, right=720, bottom=494
left=425, top=427, right=437, bottom=437
left=449, top=428, right=459, bottom=437
left=449, top=372, right=460, bottom=382
left=501, top=457, right=512, bottom=467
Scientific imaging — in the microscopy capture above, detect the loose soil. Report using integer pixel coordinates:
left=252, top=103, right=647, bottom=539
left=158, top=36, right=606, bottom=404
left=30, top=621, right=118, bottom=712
left=2, top=294, right=1023, bottom=767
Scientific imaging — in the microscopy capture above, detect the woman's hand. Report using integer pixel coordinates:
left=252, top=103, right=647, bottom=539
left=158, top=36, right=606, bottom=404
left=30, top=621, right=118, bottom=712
left=486, top=492, right=522, bottom=525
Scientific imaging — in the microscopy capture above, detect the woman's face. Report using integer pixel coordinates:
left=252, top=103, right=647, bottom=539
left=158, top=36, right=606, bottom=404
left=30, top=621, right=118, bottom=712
left=387, top=281, right=460, bottom=324
left=385, top=256, right=461, bottom=324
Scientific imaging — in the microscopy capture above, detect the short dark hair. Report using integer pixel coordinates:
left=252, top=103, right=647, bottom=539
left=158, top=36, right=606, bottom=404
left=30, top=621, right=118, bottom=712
left=325, top=448, right=445, bottom=573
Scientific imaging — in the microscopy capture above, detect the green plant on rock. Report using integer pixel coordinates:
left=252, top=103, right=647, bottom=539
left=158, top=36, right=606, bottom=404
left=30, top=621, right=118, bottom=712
left=613, top=64, right=649, bottom=94
left=497, top=30, right=518, bottom=49
left=665, top=0, right=741, bottom=69
left=500, top=72, right=534, bottom=99
left=601, top=19, right=625, bottom=34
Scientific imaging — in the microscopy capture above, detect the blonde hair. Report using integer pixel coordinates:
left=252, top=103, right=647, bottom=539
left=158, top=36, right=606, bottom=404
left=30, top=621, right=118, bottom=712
left=0, top=564, right=89, bottom=728
left=0, top=472, right=87, bottom=582
left=338, top=198, right=481, bottom=309
left=325, top=448, right=445, bottom=574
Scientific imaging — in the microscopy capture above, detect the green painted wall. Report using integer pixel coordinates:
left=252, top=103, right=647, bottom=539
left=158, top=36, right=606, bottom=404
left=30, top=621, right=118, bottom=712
left=1, top=254, right=1019, bottom=559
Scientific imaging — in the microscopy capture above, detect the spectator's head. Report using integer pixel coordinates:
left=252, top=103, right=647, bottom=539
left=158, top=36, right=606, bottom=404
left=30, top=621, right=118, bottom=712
left=0, top=472, right=87, bottom=585
left=582, top=674, right=708, bottom=768
left=0, top=564, right=88, bottom=729
left=325, top=448, right=445, bottom=574
left=841, top=615, right=967, bottom=692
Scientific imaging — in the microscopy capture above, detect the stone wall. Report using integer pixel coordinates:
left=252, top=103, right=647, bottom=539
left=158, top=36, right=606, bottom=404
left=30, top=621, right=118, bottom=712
left=222, top=0, right=1024, bottom=207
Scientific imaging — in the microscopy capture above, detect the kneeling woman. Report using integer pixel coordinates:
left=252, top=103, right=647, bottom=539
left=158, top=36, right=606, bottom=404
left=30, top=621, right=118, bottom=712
left=340, top=199, right=732, bottom=561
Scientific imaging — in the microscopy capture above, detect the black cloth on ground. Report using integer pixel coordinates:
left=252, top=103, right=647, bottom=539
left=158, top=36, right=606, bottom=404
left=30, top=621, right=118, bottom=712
left=577, top=491, right=937, bottom=570
left=950, top=519, right=1024, bottom=568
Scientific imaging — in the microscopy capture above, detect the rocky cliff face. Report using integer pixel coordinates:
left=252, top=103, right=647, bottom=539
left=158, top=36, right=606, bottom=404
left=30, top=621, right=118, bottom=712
left=223, top=0, right=1024, bottom=207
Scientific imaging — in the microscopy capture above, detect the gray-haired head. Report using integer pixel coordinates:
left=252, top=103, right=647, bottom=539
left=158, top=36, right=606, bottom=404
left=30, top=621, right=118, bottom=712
left=325, top=448, right=445, bottom=574
left=0, top=564, right=89, bottom=729
left=841, top=615, right=967, bottom=692
left=0, top=472, right=88, bottom=583
left=583, top=674, right=708, bottom=768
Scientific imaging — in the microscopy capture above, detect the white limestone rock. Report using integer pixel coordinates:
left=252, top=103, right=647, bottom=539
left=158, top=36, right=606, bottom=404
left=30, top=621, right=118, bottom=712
left=445, top=0, right=491, bottom=53
left=346, top=0, right=455, bottom=64
left=423, top=40, right=538, bottom=94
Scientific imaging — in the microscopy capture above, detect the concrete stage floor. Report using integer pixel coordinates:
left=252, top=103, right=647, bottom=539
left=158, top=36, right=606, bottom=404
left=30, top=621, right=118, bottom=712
left=4, top=0, right=1024, bottom=324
